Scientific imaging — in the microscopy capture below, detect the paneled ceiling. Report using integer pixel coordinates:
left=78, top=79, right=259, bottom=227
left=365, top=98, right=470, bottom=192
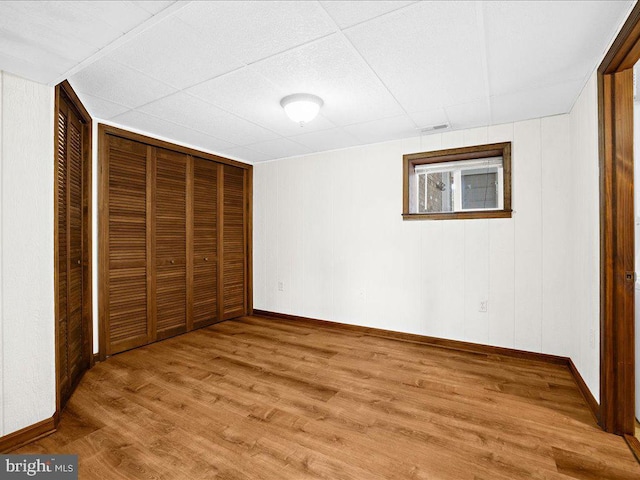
left=0, top=1, right=632, bottom=163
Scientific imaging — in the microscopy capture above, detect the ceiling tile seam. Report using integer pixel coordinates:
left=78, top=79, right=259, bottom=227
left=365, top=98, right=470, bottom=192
left=73, top=91, right=133, bottom=119
left=289, top=127, right=359, bottom=143
left=475, top=1, right=493, bottom=126
left=337, top=0, right=421, bottom=31
left=49, top=0, right=194, bottom=87
left=106, top=13, right=255, bottom=93
left=0, top=48, right=70, bottom=79
left=242, top=136, right=314, bottom=155
left=70, top=59, right=180, bottom=108
left=242, top=30, right=338, bottom=68
left=77, top=1, right=150, bottom=36
left=97, top=117, right=254, bottom=165
left=118, top=108, right=245, bottom=149
left=182, top=88, right=340, bottom=139
left=189, top=66, right=342, bottom=128
left=315, top=1, right=420, bottom=131
left=179, top=90, right=297, bottom=141
left=488, top=75, right=587, bottom=102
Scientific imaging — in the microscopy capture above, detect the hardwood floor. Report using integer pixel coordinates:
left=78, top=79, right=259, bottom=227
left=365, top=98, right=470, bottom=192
left=15, top=315, right=640, bottom=479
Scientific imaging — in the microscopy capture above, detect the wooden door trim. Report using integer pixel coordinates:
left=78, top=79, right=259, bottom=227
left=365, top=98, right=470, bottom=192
left=599, top=2, right=640, bottom=436
left=186, top=155, right=195, bottom=332
left=217, top=164, right=225, bottom=323
left=246, top=167, right=253, bottom=315
left=54, top=81, right=93, bottom=418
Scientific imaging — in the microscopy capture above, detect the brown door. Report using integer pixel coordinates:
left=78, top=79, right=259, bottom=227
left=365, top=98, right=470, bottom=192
left=104, top=137, right=150, bottom=355
left=100, top=126, right=251, bottom=356
left=222, top=165, right=247, bottom=320
left=154, top=148, right=188, bottom=340
left=192, top=158, right=219, bottom=329
left=56, top=86, right=91, bottom=407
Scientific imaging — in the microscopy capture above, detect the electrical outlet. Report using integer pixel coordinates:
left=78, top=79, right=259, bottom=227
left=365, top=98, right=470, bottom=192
left=479, top=301, right=488, bottom=313
left=589, top=329, right=595, bottom=349
left=278, top=281, right=284, bottom=292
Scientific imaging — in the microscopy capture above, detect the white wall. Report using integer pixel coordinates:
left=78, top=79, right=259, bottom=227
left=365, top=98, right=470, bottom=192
left=569, top=72, right=601, bottom=402
left=254, top=73, right=601, bottom=400
left=0, top=71, right=55, bottom=436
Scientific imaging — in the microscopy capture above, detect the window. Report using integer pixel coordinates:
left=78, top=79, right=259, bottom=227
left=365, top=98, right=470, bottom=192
left=403, top=142, right=511, bottom=220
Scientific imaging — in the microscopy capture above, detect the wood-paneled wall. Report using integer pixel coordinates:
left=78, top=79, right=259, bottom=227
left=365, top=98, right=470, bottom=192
left=99, top=125, right=252, bottom=357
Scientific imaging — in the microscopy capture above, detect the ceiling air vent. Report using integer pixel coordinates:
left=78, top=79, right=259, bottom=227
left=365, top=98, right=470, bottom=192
left=419, top=123, right=449, bottom=134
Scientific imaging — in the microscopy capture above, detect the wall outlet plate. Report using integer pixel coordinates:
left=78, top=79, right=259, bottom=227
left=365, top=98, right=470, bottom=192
left=479, top=301, right=488, bottom=313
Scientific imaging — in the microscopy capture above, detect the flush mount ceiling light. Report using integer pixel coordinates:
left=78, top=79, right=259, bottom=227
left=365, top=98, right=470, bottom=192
left=280, top=93, right=323, bottom=126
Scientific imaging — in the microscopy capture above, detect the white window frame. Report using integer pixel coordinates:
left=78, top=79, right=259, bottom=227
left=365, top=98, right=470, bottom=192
left=414, top=157, right=503, bottom=213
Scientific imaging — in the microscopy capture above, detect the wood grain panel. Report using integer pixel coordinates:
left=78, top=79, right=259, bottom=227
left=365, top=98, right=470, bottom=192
left=222, top=165, right=246, bottom=319
left=15, top=316, right=640, bottom=478
left=193, top=157, right=218, bottom=328
left=56, top=106, right=69, bottom=400
left=107, top=136, right=149, bottom=353
left=155, top=148, right=187, bottom=337
left=67, top=114, right=84, bottom=389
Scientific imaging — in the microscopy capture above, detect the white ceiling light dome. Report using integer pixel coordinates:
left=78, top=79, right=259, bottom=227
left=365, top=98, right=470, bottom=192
left=280, top=93, right=324, bottom=126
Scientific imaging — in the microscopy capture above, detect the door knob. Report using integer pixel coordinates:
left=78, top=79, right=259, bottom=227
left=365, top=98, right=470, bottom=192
left=170, top=260, right=175, bottom=265
left=204, top=257, right=208, bottom=261
left=77, top=260, right=81, bottom=265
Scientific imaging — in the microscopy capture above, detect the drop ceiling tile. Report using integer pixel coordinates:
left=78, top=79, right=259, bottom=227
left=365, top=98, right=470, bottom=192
left=72, top=1, right=153, bottom=33
left=219, top=146, right=272, bottom=163
left=110, top=110, right=237, bottom=153
left=290, top=128, right=360, bottom=152
left=247, top=138, right=312, bottom=160
left=0, top=3, right=99, bottom=72
left=483, top=0, right=632, bottom=96
left=343, top=115, right=417, bottom=145
left=0, top=51, right=63, bottom=85
left=445, top=99, right=491, bottom=130
left=0, top=27, right=77, bottom=77
left=186, top=67, right=336, bottom=136
left=176, top=1, right=336, bottom=64
left=408, top=108, right=449, bottom=130
left=2, top=2, right=124, bottom=50
left=139, top=91, right=279, bottom=145
left=133, top=1, right=176, bottom=16
left=254, top=34, right=404, bottom=126
left=109, top=17, right=244, bottom=89
left=490, top=79, right=584, bottom=125
left=321, top=1, right=415, bottom=29
left=69, top=58, right=177, bottom=108
left=345, top=1, right=486, bottom=113
left=73, top=91, right=130, bottom=120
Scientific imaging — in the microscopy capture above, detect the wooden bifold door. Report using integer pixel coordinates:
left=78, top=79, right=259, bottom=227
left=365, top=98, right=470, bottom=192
left=100, top=126, right=251, bottom=357
left=55, top=81, right=92, bottom=408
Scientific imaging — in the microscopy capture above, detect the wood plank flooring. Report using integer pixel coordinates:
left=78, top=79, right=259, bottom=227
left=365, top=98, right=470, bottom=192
left=15, top=315, right=640, bottom=479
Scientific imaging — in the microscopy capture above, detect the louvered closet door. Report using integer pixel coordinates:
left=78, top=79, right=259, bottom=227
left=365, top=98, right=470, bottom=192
left=57, top=104, right=70, bottom=400
left=106, top=137, right=149, bottom=354
left=67, top=112, right=85, bottom=388
left=57, top=96, right=87, bottom=406
left=222, top=165, right=246, bottom=319
left=155, top=148, right=188, bottom=339
left=192, top=158, right=218, bottom=328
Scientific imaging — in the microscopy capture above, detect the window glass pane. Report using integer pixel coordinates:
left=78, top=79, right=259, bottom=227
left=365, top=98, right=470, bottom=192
left=461, top=170, right=497, bottom=210
left=418, top=172, right=454, bottom=213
